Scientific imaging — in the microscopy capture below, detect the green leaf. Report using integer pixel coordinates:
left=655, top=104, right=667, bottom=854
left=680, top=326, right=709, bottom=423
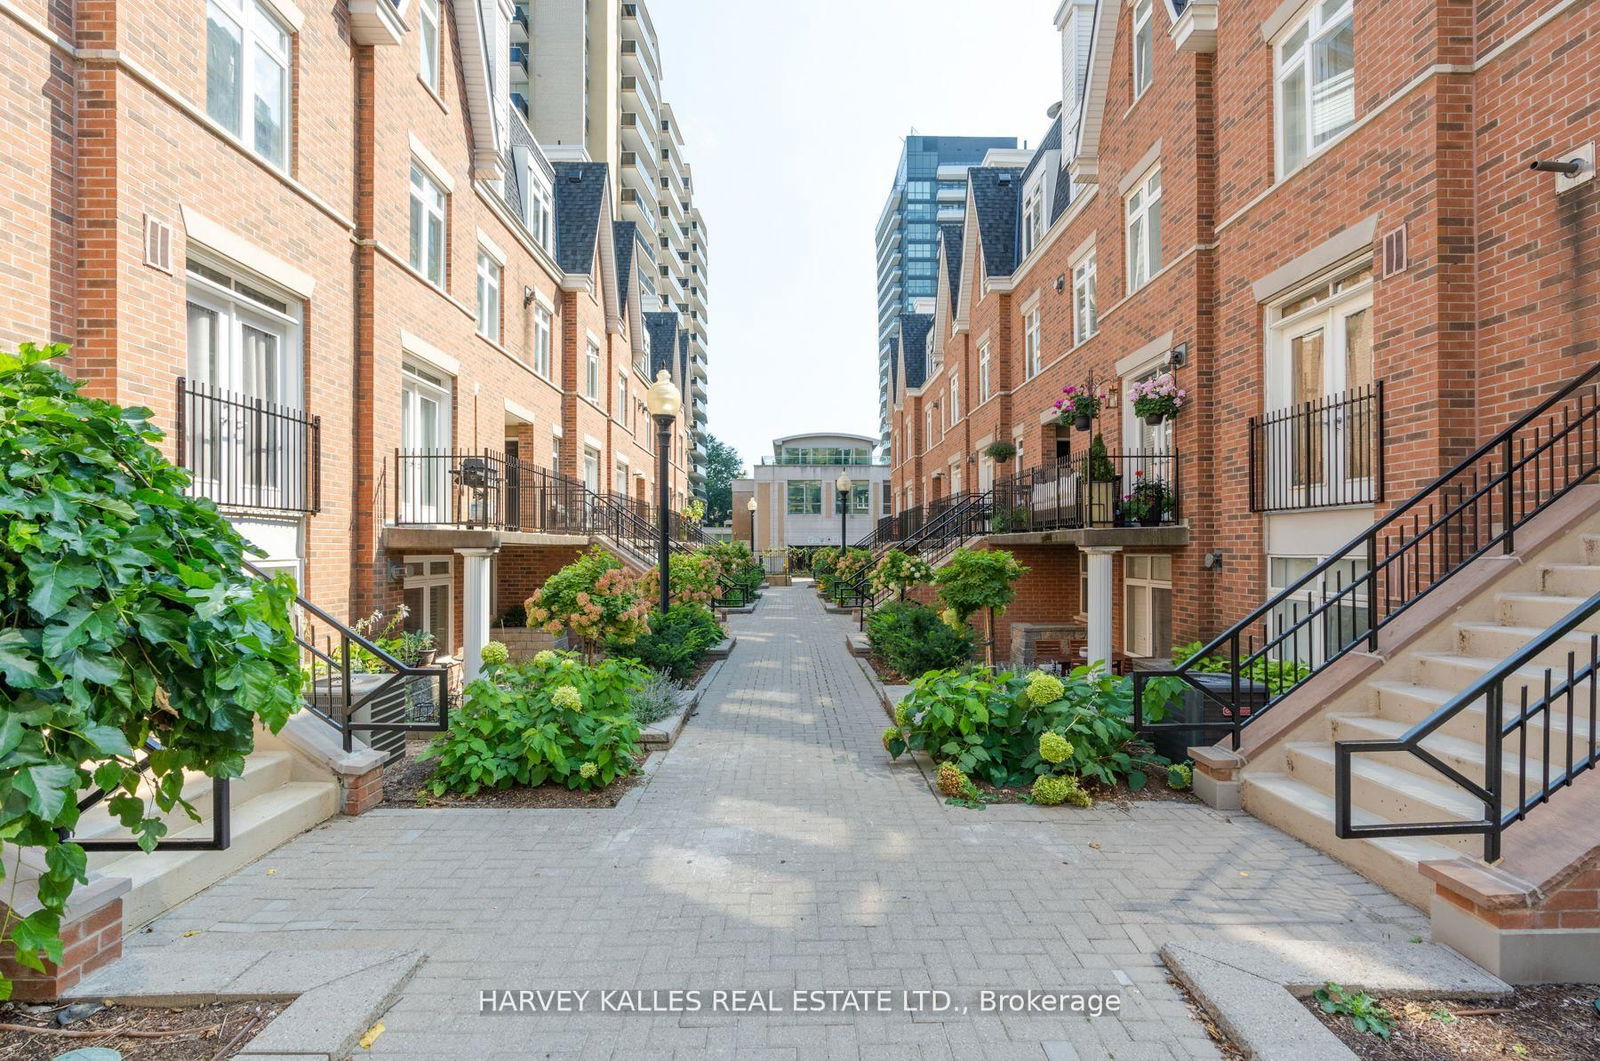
left=79, top=723, right=133, bottom=757
left=0, top=629, right=45, bottom=688
left=13, top=764, right=77, bottom=820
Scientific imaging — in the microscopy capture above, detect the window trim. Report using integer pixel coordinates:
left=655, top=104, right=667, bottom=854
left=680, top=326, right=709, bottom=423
left=583, top=340, right=602, bottom=401
left=1131, top=0, right=1155, bottom=100
left=1023, top=307, right=1042, bottom=380
left=978, top=342, right=992, bottom=404
left=409, top=162, right=448, bottom=288
left=532, top=303, right=554, bottom=381
left=417, top=0, right=442, bottom=93
left=402, top=554, right=454, bottom=661
left=1072, top=249, right=1099, bottom=345
left=205, top=0, right=293, bottom=170
left=1124, top=163, right=1162, bottom=293
left=475, top=248, right=501, bottom=342
left=1273, top=0, right=1357, bottom=179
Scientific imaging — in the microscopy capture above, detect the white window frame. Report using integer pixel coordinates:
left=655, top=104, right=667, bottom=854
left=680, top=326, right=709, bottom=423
left=924, top=408, right=933, bottom=453
left=948, top=372, right=960, bottom=424
left=1022, top=181, right=1045, bottom=257
left=1024, top=307, right=1042, bottom=379
left=533, top=302, right=553, bottom=379
left=1123, top=360, right=1175, bottom=457
left=1275, top=0, right=1356, bottom=178
left=402, top=555, right=453, bottom=658
left=1125, top=164, right=1162, bottom=292
left=409, top=163, right=447, bottom=288
left=475, top=250, right=501, bottom=341
left=1073, top=251, right=1099, bottom=344
left=418, top=0, right=442, bottom=93
left=205, top=0, right=291, bottom=169
left=617, top=370, right=629, bottom=428
left=1132, top=0, right=1154, bottom=100
left=584, top=341, right=602, bottom=401
left=400, top=361, right=453, bottom=522
left=523, top=164, right=554, bottom=250
left=1124, top=553, right=1173, bottom=659
left=582, top=446, right=601, bottom=493
left=978, top=342, right=992, bottom=404
left=1267, top=551, right=1371, bottom=667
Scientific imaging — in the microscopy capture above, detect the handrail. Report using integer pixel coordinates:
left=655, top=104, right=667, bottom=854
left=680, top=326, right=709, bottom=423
left=1135, top=360, right=1600, bottom=748
left=1334, top=590, right=1600, bottom=862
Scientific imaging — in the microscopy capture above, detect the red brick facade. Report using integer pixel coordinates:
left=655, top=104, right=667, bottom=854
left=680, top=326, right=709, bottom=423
left=889, top=0, right=1600, bottom=660
left=0, top=0, right=694, bottom=644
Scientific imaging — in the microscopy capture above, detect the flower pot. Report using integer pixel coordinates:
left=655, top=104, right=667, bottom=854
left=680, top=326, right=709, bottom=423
left=1074, top=414, right=1093, bottom=432
left=1138, top=509, right=1162, bottom=527
left=1143, top=411, right=1166, bottom=427
left=417, top=648, right=438, bottom=667
left=1083, top=479, right=1120, bottom=527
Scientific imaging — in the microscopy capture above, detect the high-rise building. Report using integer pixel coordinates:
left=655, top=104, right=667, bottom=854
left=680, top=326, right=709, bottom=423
left=524, top=0, right=710, bottom=498
left=875, top=135, right=1017, bottom=450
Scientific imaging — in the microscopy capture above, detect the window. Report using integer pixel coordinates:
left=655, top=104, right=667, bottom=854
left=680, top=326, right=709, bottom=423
left=1024, top=308, right=1042, bottom=379
left=1125, top=165, right=1162, bottom=292
left=582, top=447, right=601, bottom=492
left=978, top=343, right=991, bottom=403
left=834, top=483, right=871, bottom=515
left=1022, top=182, right=1045, bottom=256
left=584, top=341, right=601, bottom=400
left=184, top=258, right=302, bottom=506
left=205, top=0, right=290, bottom=167
left=475, top=251, right=501, bottom=341
left=400, top=362, right=452, bottom=521
left=550, top=435, right=561, bottom=476
left=523, top=165, right=554, bottom=250
left=402, top=556, right=452, bottom=658
left=1124, top=554, right=1173, bottom=658
left=924, top=409, right=933, bottom=453
left=948, top=372, right=960, bottom=424
left=882, top=482, right=892, bottom=516
left=1132, top=0, right=1154, bottom=99
left=1073, top=252, right=1099, bottom=343
left=617, top=371, right=629, bottom=427
left=409, top=164, right=447, bottom=287
left=1276, top=0, right=1355, bottom=176
left=786, top=480, right=822, bottom=515
left=1267, top=552, right=1370, bottom=666
left=418, top=0, right=441, bottom=92
left=533, top=303, right=553, bottom=379
left=1126, top=364, right=1175, bottom=455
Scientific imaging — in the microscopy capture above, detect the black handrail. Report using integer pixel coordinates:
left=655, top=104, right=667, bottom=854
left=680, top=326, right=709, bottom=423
left=1334, top=590, right=1600, bottom=862
left=177, top=376, right=321, bottom=514
left=1136, top=360, right=1600, bottom=748
left=63, top=739, right=231, bottom=853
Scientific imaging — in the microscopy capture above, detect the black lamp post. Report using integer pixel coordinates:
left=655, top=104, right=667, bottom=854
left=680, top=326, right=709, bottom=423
left=646, top=370, right=682, bottom=617
left=746, top=496, right=758, bottom=554
left=835, top=471, right=853, bottom=550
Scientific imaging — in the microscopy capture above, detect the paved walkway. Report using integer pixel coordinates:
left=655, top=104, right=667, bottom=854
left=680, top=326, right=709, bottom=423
left=131, top=585, right=1426, bottom=1059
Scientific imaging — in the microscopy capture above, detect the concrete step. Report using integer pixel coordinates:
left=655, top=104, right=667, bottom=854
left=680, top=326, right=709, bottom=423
left=1365, top=679, right=1599, bottom=773
left=1282, top=742, right=1485, bottom=856
left=1242, top=773, right=1464, bottom=909
left=1539, top=563, right=1600, bottom=596
left=1408, top=654, right=1561, bottom=701
left=1495, top=593, right=1600, bottom=633
left=1328, top=713, right=1553, bottom=795
left=71, top=750, right=295, bottom=843
left=1582, top=534, right=1600, bottom=565
left=91, top=780, right=338, bottom=931
left=1455, top=622, right=1600, bottom=670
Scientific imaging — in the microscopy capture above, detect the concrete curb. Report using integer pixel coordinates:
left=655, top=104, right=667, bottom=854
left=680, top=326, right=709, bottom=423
left=639, top=657, right=719, bottom=747
left=1161, top=939, right=1510, bottom=1060
left=66, top=947, right=425, bottom=1060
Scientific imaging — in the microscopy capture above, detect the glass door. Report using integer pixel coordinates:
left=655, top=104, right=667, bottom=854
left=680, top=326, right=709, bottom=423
left=401, top=364, right=452, bottom=522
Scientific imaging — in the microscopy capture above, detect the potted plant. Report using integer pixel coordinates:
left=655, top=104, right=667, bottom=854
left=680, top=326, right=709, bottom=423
left=983, top=440, right=1017, bottom=464
left=1083, top=433, right=1120, bottom=527
left=1129, top=373, right=1185, bottom=426
left=1122, top=471, right=1171, bottom=527
left=1053, top=385, right=1103, bottom=432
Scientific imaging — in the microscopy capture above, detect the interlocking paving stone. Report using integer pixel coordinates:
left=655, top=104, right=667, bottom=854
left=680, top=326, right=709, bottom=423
left=115, top=584, right=1431, bottom=1059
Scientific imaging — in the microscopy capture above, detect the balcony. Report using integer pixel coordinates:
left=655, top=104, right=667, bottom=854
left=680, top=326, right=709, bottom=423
left=177, top=377, right=320, bottom=514
left=392, top=450, right=595, bottom=534
left=620, top=35, right=661, bottom=85
left=989, top=453, right=1182, bottom=532
left=1249, top=383, right=1384, bottom=513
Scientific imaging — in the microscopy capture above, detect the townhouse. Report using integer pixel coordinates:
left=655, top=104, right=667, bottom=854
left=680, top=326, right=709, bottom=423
left=0, top=0, right=697, bottom=683
left=887, top=0, right=1600, bottom=670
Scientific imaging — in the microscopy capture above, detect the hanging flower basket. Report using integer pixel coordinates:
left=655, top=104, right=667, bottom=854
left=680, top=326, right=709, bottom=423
left=1052, top=385, right=1105, bottom=434
left=1129, top=374, right=1185, bottom=428
left=1143, top=411, right=1166, bottom=427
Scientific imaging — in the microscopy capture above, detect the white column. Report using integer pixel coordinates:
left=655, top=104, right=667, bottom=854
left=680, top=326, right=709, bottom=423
left=1083, top=546, right=1120, bottom=676
left=457, top=547, right=498, bottom=684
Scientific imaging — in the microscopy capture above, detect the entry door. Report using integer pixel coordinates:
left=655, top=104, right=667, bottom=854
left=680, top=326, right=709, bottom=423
left=401, top=364, right=452, bottom=521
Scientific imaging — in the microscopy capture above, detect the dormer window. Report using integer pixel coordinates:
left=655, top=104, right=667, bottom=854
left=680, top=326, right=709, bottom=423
left=1022, top=180, right=1046, bottom=257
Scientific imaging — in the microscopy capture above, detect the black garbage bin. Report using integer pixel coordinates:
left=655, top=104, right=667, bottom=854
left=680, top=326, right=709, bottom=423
left=1146, top=672, right=1270, bottom=762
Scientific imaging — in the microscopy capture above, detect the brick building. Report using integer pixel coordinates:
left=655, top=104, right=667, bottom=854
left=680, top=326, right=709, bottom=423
left=0, top=0, right=698, bottom=681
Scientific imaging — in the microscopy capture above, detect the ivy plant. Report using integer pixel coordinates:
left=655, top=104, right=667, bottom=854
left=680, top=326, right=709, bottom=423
left=0, top=343, right=304, bottom=998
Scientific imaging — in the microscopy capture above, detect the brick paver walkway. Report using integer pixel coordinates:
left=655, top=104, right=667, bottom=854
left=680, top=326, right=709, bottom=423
left=134, top=584, right=1426, bottom=1059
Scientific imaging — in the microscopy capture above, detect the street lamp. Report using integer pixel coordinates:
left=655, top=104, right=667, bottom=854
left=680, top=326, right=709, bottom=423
left=646, top=370, right=682, bottom=617
left=835, top=471, right=853, bottom=550
left=746, top=496, right=758, bottom=555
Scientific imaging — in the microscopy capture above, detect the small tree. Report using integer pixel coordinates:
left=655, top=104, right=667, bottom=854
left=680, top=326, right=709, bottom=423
left=935, top=548, right=1030, bottom=666
left=870, top=549, right=934, bottom=601
left=0, top=343, right=304, bottom=998
left=526, top=547, right=651, bottom=661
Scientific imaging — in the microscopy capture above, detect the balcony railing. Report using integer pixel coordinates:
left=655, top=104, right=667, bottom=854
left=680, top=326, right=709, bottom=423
left=393, top=450, right=598, bottom=533
left=991, top=452, right=1181, bottom=532
left=1250, top=382, right=1384, bottom=512
left=758, top=455, right=887, bottom=466
left=176, top=377, right=321, bottom=514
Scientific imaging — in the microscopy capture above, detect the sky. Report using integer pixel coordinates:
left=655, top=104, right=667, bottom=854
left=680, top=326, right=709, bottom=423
left=647, top=0, right=1063, bottom=474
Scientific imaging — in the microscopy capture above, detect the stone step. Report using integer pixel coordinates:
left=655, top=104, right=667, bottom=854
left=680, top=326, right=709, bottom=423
left=1408, top=654, right=1562, bottom=701
left=1455, top=622, right=1600, bottom=669
left=1495, top=593, right=1600, bottom=633
left=1282, top=742, right=1485, bottom=857
left=91, top=780, right=338, bottom=931
left=71, top=750, right=295, bottom=843
left=1327, top=713, right=1556, bottom=795
left=1241, top=773, right=1463, bottom=909
left=1539, top=563, right=1600, bottom=596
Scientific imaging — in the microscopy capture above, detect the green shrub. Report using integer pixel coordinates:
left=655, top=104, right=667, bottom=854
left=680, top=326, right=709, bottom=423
left=866, top=601, right=976, bottom=677
left=608, top=603, right=722, bottom=683
left=1172, top=640, right=1310, bottom=694
left=885, top=665, right=1185, bottom=790
left=0, top=343, right=304, bottom=994
left=527, top=547, right=651, bottom=660
left=1032, top=774, right=1092, bottom=807
left=869, top=549, right=933, bottom=600
left=629, top=670, right=680, bottom=726
left=1167, top=762, right=1193, bottom=790
left=420, top=651, right=646, bottom=794
left=935, top=548, right=1029, bottom=623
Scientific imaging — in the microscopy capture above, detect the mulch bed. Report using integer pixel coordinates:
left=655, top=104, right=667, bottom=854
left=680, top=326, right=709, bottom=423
left=867, top=654, right=911, bottom=686
left=944, top=775, right=1202, bottom=808
left=380, top=737, right=646, bottom=809
left=0, top=998, right=288, bottom=1060
left=1305, top=984, right=1600, bottom=1060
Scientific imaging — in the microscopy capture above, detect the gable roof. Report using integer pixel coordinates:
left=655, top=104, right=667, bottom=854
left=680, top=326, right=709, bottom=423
left=899, top=314, right=934, bottom=389
left=613, top=221, right=637, bottom=313
left=1020, top=114, right=1063, bottom=188
left=553, top=162, right=609, bottom=274
left=969, top=167, right=1024, bottom=277
left=939, top=222, right=964, bottom=306
left=644, top=312, right=679, bottom=378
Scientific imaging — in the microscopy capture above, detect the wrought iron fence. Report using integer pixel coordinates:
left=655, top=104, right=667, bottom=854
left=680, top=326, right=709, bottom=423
left=1250, top=382, right=1384, bottom=512
left=991, top=452, right=1181, bottom=533
left=393, top=450, right=594, bottom=534
left=177, top=377, right=321, bottom=513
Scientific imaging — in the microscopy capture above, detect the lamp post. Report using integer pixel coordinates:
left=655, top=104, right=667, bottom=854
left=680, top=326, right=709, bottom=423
left=835, top=471, right=853, bottom=551
left=746, top=496, right=758, bottom=555
left=646, top=370, right=682, bottom=617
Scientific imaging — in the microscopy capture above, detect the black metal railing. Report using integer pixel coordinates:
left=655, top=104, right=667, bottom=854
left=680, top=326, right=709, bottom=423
left=394, top=450, right=599, bottom=534
left=1136, top=361, right=1600, bottom=749
left=991, top=452, right=1182, bottom=534
left=64, top=740, right=231, bottom=853
left=1250, top=382, right=1384, bottom=512
left=1335, top=591, right=1600, bottom=862
left=177, top=377, right=321, bottom=513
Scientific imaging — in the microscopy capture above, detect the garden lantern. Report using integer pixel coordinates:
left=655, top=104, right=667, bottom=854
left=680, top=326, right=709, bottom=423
left=646, top=370, right=682, bottom=616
